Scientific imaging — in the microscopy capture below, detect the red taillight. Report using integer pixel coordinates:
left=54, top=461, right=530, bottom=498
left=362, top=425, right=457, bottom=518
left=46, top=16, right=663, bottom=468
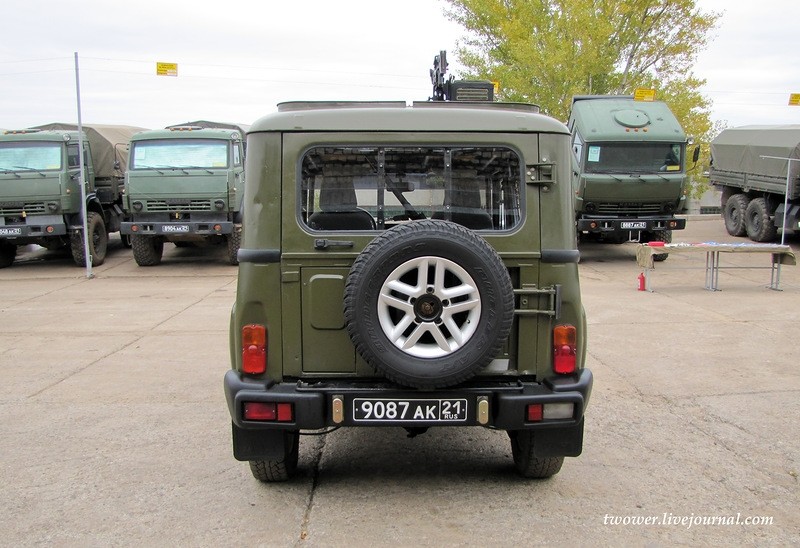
left=242, top=324, right=267, bottom=374
left=243, top=402, right=293, bottom=422
left=553, top=324, right=577, bottom=374
left=527, top=404, right=543, bottom=422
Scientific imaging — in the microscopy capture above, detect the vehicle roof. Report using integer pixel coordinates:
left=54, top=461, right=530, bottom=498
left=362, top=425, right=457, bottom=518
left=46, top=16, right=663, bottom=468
left=249, top=101, right=568, bottom=135
left=569, top=96, right=685, bottom=142
left=131, top=127, right=242, bottom=141
left=166, top=120, right=250, bottom=135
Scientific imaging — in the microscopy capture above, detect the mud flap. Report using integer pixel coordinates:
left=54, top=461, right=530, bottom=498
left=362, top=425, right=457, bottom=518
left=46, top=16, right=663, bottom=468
left=532, top=417, right=584, bottom=458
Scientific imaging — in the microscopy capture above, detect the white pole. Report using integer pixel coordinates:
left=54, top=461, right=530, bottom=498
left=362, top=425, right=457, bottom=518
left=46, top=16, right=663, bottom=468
left=74, top=52, right=93, bottom=278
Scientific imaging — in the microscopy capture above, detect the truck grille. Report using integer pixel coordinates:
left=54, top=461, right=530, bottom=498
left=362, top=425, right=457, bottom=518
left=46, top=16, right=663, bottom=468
left=0, top=202, right=46, bottom=216
left=146, top=199, right=212, bottom=212
left=596, top=203, right=664, bottom=215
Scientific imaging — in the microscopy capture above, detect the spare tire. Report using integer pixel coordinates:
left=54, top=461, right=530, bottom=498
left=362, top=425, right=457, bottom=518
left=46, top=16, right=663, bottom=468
left=343, top=220, right=514, bottom=389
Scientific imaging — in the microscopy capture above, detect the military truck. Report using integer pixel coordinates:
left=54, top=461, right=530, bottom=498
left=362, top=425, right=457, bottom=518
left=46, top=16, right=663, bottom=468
left=711, top=125, right=800, bottom=242
left=121, top=123, right=247, bottom=266
left=224, top=58, right=592, bottom=482
left=569, top=96, right=696, bottom=254
left=0, top=123, right=144, bottom=268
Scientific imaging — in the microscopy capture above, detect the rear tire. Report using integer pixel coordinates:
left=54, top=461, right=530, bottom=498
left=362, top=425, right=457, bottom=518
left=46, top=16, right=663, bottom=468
left=248, top=431, right=299, bottom=482
left=744, top=197, right=777, bottom=242
left=509, top=430, right=564, bottom=479
left=70, top=211, right=108, bottom=266
left=723, top=194, right=749, bottom=237
left=131, top=235, right=164, bottom=266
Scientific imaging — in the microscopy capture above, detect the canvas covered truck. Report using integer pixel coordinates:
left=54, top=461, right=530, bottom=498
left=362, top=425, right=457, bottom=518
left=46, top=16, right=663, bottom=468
left=0, top=123, right=144, bottom=268
left=569, top=95, right=696, bottom=254
left=121, top=124, right=246, bottom=266
left=711, top=125, right=800, bottom=242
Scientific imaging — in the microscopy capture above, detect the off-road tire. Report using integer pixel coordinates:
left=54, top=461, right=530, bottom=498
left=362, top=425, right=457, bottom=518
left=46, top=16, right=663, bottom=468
left=248, top=431, right=299, bottom=482
left=651, top=230, right=672, bottom=262
left=131, top=235, right=164, bottom=266
left=723, top=193, right=749, bottom=237
left=70, top=211, right=108, bottom=266
left=0, top=242, right=16, bottom=268
left=744, top=197, right=777, bottom=242
left=227, top=228, right=241, bottom=265
left=509, top=430, right=564, bottom=479
left=343, top=219, right=514, bottom=389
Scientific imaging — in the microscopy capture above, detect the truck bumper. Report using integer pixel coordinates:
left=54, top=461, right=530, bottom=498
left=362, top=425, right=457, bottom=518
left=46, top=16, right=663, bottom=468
left=577, top=216, right=686, bottom=233
left=0, top=216, right=67, bottom=239
left=120, top=220, right=234, bottom=236
left=224, top=369, right=593, bottom=460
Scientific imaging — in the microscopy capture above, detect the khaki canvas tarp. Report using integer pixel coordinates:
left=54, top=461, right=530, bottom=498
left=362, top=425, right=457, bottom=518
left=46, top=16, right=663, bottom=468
left=30, top=123, right=147, bottom=179
left=711, top=125, right=800, bottom=180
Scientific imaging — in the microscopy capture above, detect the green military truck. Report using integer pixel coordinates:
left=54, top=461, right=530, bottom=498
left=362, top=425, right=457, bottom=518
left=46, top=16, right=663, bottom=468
left=224, top=90, right=593, bottom=481
left=711, top=125, right=800, bottom=242
left=0, top=123, right=144, bottom=268
left=569, top=95, right=695, bottom=253
left=121, top=123, right=247, bottom=266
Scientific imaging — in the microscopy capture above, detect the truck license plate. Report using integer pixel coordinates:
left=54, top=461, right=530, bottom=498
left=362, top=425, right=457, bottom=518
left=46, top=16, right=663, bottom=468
left=353, top=398, right=468, bottom=422
left=0, top=227, right=22, bottom=236
left=162, top=224, right=190, bottom=233
left=621, top=221, right=646, bottom=229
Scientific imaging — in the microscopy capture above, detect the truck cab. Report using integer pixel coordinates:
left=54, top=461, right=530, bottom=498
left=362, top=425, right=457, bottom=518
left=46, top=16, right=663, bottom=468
left=569, top=95, right=690, bottom=249
left=122, top=125, right=245, bottom=265
left=0, top=125, right=138, bottom=268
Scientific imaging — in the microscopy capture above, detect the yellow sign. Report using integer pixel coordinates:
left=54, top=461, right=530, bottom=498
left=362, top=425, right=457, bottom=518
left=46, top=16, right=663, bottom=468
left=634, top=88, right=656, bottom=102
left=492, top=81, right=500, bottom=94
left=789, top=93, right=800, bottom=106
left=156, top=62, right=178, bottom=77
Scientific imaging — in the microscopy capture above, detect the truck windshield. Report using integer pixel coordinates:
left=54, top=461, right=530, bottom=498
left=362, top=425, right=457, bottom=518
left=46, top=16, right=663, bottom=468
left=584, top=143, right=683, bottom=174
left=131, top=139, right=229, bottom=169
left=0, top=142, right=62, bottom=171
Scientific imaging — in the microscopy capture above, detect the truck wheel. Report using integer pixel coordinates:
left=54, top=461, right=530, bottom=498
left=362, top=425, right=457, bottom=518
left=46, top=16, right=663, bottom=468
left=70, top=211, right=108, bottom=266
left=508, top=430, right=564, bottom=479
left=131, top=235, right=164, bottom=266
left=0, top=242, right=16, bottom=268
left=650, top=230, right=672, bottom=262
left=227, top=228, right=241, bottom=265
left=343, top=220, right=514, bottom=389
left=723, top=194, right=749, bottom=237
left=248, top=431, right=299, bottom=482
left=744, top=197, right=777, bottom=242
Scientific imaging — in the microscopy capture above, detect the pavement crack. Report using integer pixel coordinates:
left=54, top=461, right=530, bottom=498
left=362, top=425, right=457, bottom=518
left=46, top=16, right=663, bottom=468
left=297, top=435, right=326, bottom=544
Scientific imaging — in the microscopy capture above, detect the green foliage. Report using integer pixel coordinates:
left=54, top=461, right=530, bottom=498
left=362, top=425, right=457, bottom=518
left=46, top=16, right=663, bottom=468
left=443, top=0, right=721, bottom=170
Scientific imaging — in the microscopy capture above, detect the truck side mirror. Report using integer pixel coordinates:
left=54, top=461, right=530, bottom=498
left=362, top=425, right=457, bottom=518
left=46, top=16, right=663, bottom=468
left=692, top=145, right=700, bottom=164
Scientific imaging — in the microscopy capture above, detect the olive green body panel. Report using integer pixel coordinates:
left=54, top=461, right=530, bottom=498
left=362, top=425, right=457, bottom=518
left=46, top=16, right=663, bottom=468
left=231, top=103, right=585, bottom=385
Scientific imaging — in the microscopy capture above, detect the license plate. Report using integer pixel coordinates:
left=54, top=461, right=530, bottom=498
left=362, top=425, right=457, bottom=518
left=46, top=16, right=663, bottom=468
left=353, top=398, right=468, bottom=422
left=0, top=227, right=22, bottom=236
left=162, top=224, right=190, bottom=233
left=621, top=221, right=646, bottom=229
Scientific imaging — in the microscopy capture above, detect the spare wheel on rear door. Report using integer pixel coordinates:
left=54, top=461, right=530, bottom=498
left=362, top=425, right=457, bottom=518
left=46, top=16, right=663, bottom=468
left=343, top=219, right=514, bottom=389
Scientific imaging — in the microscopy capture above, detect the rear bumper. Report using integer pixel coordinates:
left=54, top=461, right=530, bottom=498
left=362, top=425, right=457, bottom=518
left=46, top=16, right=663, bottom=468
left=577, top=216, right=685, bottom=233
left=120, top=220, right=233, bottom=236
left=224, top=369, right=592, bottom=432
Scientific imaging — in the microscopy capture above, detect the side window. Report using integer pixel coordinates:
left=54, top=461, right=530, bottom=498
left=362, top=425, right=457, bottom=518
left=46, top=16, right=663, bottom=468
left=572, top=131, right=584, bottom=167
left=233, top=143, right=242, bottom=167
left=67, top=144, right=80, bottom=168
left=299, top=146, right=522, bottom=232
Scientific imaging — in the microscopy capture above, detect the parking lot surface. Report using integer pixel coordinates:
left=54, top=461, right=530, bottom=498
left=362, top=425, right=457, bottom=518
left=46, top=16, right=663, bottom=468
left=0, top=217, right=798, bottom=546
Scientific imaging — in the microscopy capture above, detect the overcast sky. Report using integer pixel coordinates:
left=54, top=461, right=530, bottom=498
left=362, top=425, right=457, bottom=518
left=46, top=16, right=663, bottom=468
left=1, top=0, right=798, bottom=134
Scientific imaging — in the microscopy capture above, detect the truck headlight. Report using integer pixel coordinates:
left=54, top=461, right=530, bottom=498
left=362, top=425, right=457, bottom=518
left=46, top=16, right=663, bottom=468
left=214, top=199, right=225, bottom=210
left=132, top=200, right=143, bottom=212
left=47, top=201, right=60, bottom=212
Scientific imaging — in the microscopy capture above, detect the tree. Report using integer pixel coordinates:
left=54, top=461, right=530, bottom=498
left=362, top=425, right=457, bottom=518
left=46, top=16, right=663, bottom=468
left=443, top=0, right=720, bottom=194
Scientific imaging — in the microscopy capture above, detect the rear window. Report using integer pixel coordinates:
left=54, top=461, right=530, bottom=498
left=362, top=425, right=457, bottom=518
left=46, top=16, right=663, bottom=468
left=299, top=146, right=523, bottom=231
